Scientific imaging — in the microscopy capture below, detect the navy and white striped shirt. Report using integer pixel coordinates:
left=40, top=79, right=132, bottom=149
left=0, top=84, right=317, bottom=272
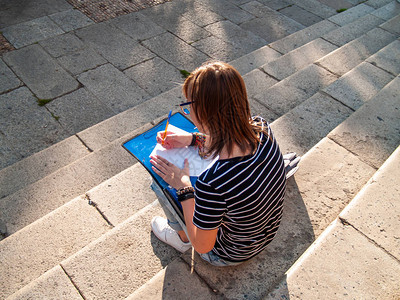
left=193, top=117, right=286, bottom=262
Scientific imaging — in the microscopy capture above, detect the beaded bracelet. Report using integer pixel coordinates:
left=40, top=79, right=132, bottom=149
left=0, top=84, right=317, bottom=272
left=190, top=132, right=206, bottom=158
left=177, top=192, right=195, bottom=202
left=176, top=186, right=195, bottom=202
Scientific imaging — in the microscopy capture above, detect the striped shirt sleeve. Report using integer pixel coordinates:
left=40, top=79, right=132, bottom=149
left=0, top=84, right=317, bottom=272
left=193, top=179, right=226, bottom=230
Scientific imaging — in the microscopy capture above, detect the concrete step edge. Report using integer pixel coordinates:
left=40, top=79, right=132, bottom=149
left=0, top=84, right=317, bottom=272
left=117, top=67, right=400, bottom=300
left=4, top=199, right=163, bottom=299
left=5, top=69, right=398, bottom=300
left=3, top=24, right=396, bottom=239
left=1, top=2, right=386, bottom=198
left=0, top=121, right=158, bottom=237
left=263, top=145, right=400, bottom=299
left=0, top=0, right=378, bottom=193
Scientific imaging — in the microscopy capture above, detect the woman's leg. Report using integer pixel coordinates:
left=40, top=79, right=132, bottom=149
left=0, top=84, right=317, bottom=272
left=150, top=181, right=189, bottom=241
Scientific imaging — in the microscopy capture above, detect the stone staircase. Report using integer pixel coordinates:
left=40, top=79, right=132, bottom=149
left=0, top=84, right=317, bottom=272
left=1, top=1, right=400, bottom=299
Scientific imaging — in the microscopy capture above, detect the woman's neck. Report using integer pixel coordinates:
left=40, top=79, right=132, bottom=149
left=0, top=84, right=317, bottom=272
left=219, top=143, right=253, bottom=160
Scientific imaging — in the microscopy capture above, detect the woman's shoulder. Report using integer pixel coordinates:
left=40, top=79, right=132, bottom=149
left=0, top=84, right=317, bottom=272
left=251, top=115, right=268, bottom=125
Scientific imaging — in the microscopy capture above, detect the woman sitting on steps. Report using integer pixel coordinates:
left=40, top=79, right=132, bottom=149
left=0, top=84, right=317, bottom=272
left=150, top=61, right=299, bottom=267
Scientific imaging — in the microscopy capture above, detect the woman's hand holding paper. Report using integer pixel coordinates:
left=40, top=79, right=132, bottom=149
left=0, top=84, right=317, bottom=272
left=150, top=155, right=192, bottom=190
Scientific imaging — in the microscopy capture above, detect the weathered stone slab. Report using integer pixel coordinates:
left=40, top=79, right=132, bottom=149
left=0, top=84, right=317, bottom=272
left=0, top=137, right=137, bottom=234
left=0, top=135, right=89, bottom=199
left=269, top=19, right=339, bottom=54
left=243, top=69, right=278, bottom=99
left=57, top=47, right=107, bottom=75
left=0, top=134, right=22, bottom=170
left=141, top=3, right=210, bottom=44
left=254, top=64, right=338, bottom=116
left=317, top=28, right=396, bottom=76
left=279, top=4, right=324, bottom=26
left=328, top=76, right=400, bottom=169
left=291, top=0, right=337, bottom=18
left=87, top=164, right=156, bottom=226
left=0, top=58, right=21, bottom=93
left=181, top=2, right=225, bottom=27
left=142, top=32, right=209, bottom=71
left=182, top=138, right=375, bottom=300
left=322, top=14, right=384, bottom=47
left=249, top=97, right=280, bottom=124
left=257, top=0, right=293, bottom=10
left=78, top=64, right=151, bottom=114
left=0, top=87, right=69, bottom=158
left=49, top=9, right=94, bottom=32
left=192, top=36, right=246, bottom=62
left=364, top=0, right=393, bottom=9
left=317, top=0, right=353, bottom=10
left=126, top=258, right=220, bottom=300
left=265, top=222, right=400, bottom=300
left=380, top=14, right=400, bottom=35
left=0, top=0, right=71, bottom=29
left=240, top=3, right=305, bottom=43
left=110, top=11, right=166, bottom=41
left=340, top=146, right=400, bottom=260
left=206, top=20, right=268, bottom=54
left=346, top=0, right=368, bottom=5
left=124, top=57, right=184, bottom=97
left=47, top=88, right=114, bottom=134
left=2, top=16, right=64, bottom=49
left=270, top=92, right=353, bottom=155
left=77, top=86, right=184, bottom=151
left=196, top=0, right=255, bottom=24
left=291, top=137, right=376, bottom=234
left=262, top=38, right=337, bottom=80
left=76, top=22, right=155, bottom=70
left=328, top=3, right=374, bottom=26
left=39, top=32, right=85, bottom=58
left=366, top=39, right=400, bottom=76
left=372, top=1, right=400, bottom=20
left=323, top=62, right=394, bottom=110
left=230, top=45, right=281, bottom=75
left=0, top=196, right=110, bottom=299
left=7, top=266, right=83, bottom=300
left=3, top=44, right=79, bottom=99
left=62, top=202, right=181, bottom=300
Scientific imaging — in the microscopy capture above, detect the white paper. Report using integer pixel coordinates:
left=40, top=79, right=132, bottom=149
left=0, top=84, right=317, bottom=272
left=150, top=125, right=217, bottom=176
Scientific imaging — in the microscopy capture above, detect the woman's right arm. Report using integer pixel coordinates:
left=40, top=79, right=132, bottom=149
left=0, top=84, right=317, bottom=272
left=156, top=131, right=193, bottom=149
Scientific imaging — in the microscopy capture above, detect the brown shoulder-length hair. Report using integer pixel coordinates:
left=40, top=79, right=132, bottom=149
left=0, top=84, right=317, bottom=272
left=182, top=61, right=268, bottom=158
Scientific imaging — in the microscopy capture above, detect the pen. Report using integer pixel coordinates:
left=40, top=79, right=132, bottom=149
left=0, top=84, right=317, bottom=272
left=162, top=110, right=172, bottom=145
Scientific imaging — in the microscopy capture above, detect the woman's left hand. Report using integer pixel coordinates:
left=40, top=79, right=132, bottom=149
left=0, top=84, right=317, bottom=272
left=150, top=155, right=192, bottom=190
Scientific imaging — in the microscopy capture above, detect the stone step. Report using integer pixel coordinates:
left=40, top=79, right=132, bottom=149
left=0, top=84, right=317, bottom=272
left=316, top=26, right=397, bottom=76
left=0, top=159, right=158, bottom=298
left=4, top=200, right=177, bottom=300
left=2, top=4, right=398, bottom=297
left=0, top=85, right=183, bottom=200
left=2, top=6, right=397, bottom=240
left=7, top=54, right=399, bottom=299
left=5, top=133, right=377, bottom=300
left=271, top=38, right=400, bottom=154
left=1, top=0, right=390, bottom=200
left=122, top=40, right=400, bottom=299
left=328, top=75, right=400, bottom=169
left=261, top=38, right=338, bottom=81
left=264, top=145, right=400, bottom=299
left=0, top=122, right=157, bottom=236
left=268, top=3, right=374, bottom=54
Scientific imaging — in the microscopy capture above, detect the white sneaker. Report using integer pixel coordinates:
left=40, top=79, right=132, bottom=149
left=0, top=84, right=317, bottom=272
left=151, top=216, right=192, bottom=253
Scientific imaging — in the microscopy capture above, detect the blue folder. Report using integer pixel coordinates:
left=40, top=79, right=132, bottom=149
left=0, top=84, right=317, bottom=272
left=123, top=112, right=199, bottom=221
